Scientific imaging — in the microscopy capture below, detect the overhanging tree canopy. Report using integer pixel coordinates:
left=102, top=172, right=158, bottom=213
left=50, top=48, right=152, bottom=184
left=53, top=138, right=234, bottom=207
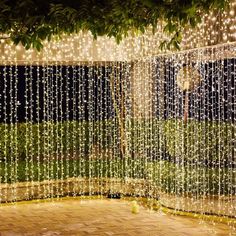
left=0, top=0, right=228, bottom=50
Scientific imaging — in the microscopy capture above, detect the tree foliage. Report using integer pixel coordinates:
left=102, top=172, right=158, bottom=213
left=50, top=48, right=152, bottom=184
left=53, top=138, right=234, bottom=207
left=0, top=0, right=228, bottom=50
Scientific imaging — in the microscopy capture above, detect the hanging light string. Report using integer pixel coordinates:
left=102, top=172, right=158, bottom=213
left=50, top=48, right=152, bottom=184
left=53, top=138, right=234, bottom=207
left=0, top=40, right=235, bottom=232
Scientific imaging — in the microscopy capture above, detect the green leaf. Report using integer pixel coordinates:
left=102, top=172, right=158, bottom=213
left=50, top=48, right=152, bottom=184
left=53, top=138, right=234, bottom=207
left=0, top=0, right=228, bottom=50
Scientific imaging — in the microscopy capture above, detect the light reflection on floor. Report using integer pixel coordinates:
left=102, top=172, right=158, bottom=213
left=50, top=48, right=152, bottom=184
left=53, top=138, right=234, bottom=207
left=0, top=198, right=232, bottom=236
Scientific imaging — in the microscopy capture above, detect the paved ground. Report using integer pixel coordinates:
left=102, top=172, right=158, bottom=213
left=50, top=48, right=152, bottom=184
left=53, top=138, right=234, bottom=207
left=0, top=198, right=234, bottom=236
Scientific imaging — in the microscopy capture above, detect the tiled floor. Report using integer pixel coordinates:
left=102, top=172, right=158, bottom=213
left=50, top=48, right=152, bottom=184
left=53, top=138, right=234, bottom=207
left=0, top=198, right=233, bottom=236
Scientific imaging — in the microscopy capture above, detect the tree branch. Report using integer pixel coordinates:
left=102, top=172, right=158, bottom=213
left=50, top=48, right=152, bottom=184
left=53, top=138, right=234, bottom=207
left=0, top=36, right=10, bottom=40
left=0, top=33, right=10, bottom=40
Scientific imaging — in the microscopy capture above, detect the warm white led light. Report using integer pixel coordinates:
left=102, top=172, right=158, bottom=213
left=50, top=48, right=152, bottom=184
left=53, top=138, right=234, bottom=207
left=0, top=1, right=235, bottom=235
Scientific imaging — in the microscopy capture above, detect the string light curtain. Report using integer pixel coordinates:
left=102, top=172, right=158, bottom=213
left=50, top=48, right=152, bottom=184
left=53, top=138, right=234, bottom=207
left=0, top=2, right=235, bottom=232
left=0, top=42, right=235, bottom=214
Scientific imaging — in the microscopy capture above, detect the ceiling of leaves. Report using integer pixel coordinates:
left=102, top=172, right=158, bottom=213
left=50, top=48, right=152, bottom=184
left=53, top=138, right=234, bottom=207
left=0, top=0, right=230, bottom=51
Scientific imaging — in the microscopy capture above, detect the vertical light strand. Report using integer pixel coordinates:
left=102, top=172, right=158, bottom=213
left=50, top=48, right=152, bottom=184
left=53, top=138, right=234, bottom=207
left=97, top=63, right=103, bottom=195
left=104, top=62, right=109, bottom=194
left=59, top=62, right=64, bottom=197
left=199, top=49, right=205, bottom=220
left=9, top=62, right=15, bottom=200
left=158, top=57, right=163, bottom=202
left=203, top=48, right=208, bottom=217
left=3, top=63, right=8, bottom=202
left=196, top=49, right=202, bottom=215
left=115, top=61, right=119, bottom=188
left=81, top=63, right=86, bottom=196
left=217, top=50, right=222, bottom=217
left=175, top=54, right=181, bottom=203
left=185, top=53, right=190, bottom=211
left=151, top=58, right=157, bottom=200
left=222, top=46, right=227, bottom=215
left=42, top=63, right=47, bottom=198
left=55, top=61, right=60, bottom=198
left=230, top=51, right=236, bottom=232
left=72, top=64, right=77, bottom=196
left=46, top=63, right=51, bottom=198
left=77, top=64, right=82, bottom=195
left=94, top=63, right=99, bottom=194
left=65, top=63, right=70, bottom=195
left=210, top=47, right=216, bottom=213
left=114, top=61, right=119, bottom=192
left=13, top=62, right=18, bottom=201
left=123, top=61, right=131, bottom=191
left=91, top=62, right=95, bottom=195
left=49, top=63, right=54, bottom=198
left=53, top=62, right=58, bottom=197
left=143, top=59, right=148, bottom=196
left=36, top=63, right=41, bottom=195
left=147, top=58, right=153, bottom=199
left=225, top=48, right=231, bottom=227
left=204, top=49, right=209, bottom=213
left=108, top=62, right=112, bottom=193
left=88, top=63, right=93, bottom=195
left=29, top=63, right=34, bottom=198
left=24, top=65, right=30, bottom=199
